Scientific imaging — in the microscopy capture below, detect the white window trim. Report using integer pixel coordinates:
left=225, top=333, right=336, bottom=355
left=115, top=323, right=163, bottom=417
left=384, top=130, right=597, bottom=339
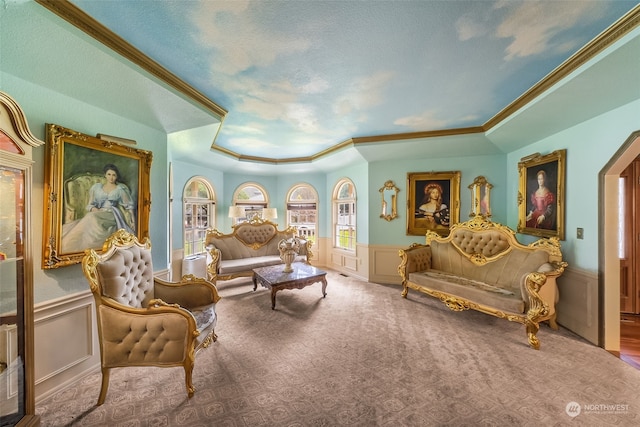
left=332, top=178, right=356, bottom=251
left=183, top=176, right=216, bottom=256
left=286, top=183, right=319, bottom=242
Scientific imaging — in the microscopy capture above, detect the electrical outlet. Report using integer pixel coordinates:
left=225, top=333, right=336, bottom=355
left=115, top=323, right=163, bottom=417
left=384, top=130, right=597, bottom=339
left=577, top=228, right=584, bottom=239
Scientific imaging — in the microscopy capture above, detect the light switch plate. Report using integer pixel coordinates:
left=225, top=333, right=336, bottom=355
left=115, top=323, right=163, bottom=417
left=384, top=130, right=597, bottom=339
left=577, top=228, right=584, bottom=239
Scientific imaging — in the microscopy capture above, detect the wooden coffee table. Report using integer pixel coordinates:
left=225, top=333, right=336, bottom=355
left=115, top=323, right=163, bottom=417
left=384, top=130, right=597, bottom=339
left=252, top=263, right=327, bottom=309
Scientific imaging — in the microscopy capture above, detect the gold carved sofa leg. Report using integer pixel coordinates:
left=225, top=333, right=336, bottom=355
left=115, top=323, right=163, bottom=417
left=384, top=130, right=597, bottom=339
left=526, top=320, right=541, bottom=350
left=524, top=272, right=550, bottom=350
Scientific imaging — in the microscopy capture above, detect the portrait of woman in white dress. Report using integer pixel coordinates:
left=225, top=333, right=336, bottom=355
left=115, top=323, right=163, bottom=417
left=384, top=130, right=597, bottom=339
left=61, top=163, right=136, bottom=253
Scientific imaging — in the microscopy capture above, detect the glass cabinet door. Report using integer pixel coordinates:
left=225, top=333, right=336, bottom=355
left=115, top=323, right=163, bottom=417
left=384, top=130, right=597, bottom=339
left=0, top=91, right=41, bottom=426
left=0, top=165, right=27, bottom=425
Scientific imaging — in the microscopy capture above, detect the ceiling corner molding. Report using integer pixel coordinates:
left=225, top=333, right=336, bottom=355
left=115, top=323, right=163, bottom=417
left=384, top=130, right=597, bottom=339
left=484, top=4, right=640, bottom=131
left=35, top=0, right=228, bottom=120
left=351, top=126, right=485, bottom=145
left=210, top=144, right=315, bottom=165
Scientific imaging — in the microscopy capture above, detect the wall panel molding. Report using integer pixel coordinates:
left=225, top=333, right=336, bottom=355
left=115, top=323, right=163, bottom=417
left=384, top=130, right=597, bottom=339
left=556, top=267, right=599, bottom=345
left=34, top=291, right=99, bottom=403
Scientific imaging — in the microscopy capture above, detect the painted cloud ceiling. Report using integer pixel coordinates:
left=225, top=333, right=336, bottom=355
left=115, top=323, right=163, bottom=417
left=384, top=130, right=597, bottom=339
left=69, top=0, right=638, bottom=160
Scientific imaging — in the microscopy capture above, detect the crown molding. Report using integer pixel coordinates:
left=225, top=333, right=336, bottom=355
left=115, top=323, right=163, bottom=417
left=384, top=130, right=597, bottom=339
left=484, top=4, right=640, bottom=131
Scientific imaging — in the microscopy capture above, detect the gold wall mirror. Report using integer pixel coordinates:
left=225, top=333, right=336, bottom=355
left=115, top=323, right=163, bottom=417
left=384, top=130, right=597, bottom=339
left=379, top=180, right=400, bottom=221
left=469, top=176, right=492, bottom=217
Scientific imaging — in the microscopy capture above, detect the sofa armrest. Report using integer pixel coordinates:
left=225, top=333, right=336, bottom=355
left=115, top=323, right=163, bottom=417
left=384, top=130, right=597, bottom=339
left=398, top=244, right=432, bottom=283
left=296, top=239, right=313, bottom=263
left=205, top=245, right=222, bottom=281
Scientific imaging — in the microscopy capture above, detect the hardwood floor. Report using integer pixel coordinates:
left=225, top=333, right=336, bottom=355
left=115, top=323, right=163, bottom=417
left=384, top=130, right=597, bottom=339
left=620, top=314, right=640, bottom=370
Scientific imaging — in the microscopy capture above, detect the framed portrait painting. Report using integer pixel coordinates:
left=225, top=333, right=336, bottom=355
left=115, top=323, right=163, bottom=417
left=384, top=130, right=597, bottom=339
left=407, top=171, right=460, bottom=236
left=42, top=123, right=153, bottom=269
left=517, top=149, right=566, bottom=240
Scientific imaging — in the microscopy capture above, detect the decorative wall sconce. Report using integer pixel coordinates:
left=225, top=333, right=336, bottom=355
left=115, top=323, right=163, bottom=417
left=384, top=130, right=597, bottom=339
left=379, top=180, right=400, bottom=221
left=468, top=176, right=492, bottom=217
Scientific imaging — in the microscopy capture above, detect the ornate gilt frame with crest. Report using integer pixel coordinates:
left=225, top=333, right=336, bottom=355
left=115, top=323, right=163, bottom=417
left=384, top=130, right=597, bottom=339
left=407, top=171, right=460, bottom=236
left=42, top=124, right=153, bottom=269
left=517, top=149, right=566, bottom=240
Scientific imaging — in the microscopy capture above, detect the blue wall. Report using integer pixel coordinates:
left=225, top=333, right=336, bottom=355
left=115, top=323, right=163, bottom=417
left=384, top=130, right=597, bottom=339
left=368, top=154, right=506, bottom=247
left=3, top=73, right=169, bottom=304
left=325, top=161, right=369, bottom=244
left=507, top=99, right=640, bottom=270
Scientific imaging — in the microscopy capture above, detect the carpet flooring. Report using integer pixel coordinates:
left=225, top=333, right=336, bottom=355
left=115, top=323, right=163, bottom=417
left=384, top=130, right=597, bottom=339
left=36, top=269, right=640, bottom=426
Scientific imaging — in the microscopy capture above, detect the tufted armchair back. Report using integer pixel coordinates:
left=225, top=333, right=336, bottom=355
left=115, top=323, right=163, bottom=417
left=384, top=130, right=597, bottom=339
left=82, top=229, right=221, bottom=406
left=94, top=240, right=155, bottom=308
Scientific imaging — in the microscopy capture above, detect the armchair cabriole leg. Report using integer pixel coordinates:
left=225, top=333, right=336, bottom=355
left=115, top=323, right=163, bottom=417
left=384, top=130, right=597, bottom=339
left=185, top=351, right=196, bottom=398
left=97, top=367, right=110, bottom=406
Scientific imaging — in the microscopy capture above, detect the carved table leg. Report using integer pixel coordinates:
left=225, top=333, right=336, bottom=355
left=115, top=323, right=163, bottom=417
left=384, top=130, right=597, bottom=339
left=271, top=288, right=278, bottom=310
left=321, top=277, right=327, bottom=298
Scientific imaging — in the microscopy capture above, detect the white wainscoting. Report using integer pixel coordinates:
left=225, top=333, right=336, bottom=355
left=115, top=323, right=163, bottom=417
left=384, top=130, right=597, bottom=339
left=327, top=242, right=367, bottom=281
left=34, top=291, right=99, bottom=402
left=33, top=268, right=171, bottom=403
left=556, top=267, right=599, bottom=345
left=368, top=244, right=404, bottom=285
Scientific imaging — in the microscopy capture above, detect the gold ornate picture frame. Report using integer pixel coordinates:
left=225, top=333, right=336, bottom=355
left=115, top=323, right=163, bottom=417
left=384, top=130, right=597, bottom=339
left=468, top=175, right=492, bottom=218
left=407, top=171, right=460, bottom=236
left=42, top=124, right=153, bottom=269
left=517, top=149, right=566, bottom=240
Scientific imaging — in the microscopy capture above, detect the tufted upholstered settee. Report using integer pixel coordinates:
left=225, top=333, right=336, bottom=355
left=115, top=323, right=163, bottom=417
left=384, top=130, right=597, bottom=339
left=398, top=215, right=567, bottom=349
left=205, top=218, right=311, bottom=281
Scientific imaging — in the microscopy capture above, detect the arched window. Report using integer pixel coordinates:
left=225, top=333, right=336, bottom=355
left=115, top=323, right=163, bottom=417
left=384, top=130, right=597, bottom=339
left=332, top=179, right=356, bottom=251
left=232, top=182, right=268, bottom=224
left=183, top=177, right=215, bottom=256
left=286, top=184, right=318, bottom=243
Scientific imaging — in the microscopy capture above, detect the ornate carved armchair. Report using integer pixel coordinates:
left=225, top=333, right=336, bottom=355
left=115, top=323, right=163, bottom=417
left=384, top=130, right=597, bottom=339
left=82, top=230, right=221, bottom=405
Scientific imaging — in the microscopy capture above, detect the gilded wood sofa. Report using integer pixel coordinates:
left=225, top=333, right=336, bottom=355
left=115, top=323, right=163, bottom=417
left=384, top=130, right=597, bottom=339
left=398, top=215, right=567, bottom=349
left=205, top=218, right=312, bottom=281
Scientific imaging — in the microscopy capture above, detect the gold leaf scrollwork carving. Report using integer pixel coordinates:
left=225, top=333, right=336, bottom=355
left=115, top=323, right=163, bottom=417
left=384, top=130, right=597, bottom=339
left=442, top=297, right=470, bottom=311
left=524, top=271, right=549, bottom=350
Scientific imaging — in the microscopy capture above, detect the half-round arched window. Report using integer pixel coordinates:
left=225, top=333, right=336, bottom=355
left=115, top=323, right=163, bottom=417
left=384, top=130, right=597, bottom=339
left=183, top=177, right=216, bottom=256
left=232, top=182, right=269, bottom=224
left=332, top=179, right=356, bottom=251
left=286, top=183, right=318, bottom=243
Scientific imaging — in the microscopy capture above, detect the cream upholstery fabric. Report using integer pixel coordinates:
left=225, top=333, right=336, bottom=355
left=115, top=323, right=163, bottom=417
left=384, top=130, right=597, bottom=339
left=96, top=243, right=155, bottom=308
left=205, top=219, right=310, bottom=280
left=82, top=229, right=221, bottom=405
left=398, top=216, right=567, bottom=349
left=430, top=238, right=550, bottom=293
